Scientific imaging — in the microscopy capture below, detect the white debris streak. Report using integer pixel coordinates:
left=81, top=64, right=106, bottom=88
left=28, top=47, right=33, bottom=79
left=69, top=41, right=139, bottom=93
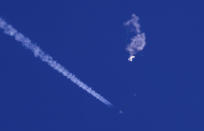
left=125, top=14, right=146, bottom=61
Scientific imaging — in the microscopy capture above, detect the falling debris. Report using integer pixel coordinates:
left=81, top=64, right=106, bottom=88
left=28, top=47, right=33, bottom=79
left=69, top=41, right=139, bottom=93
left=119, top=110, right=124, bottom=114
left=128, top=55, right=135, bottom=62
left=124, top=14, right=146, bottom=61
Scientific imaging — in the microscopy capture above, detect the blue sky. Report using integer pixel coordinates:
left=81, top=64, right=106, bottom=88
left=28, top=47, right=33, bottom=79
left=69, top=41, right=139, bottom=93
left=0, top=0, right=203, bottom=130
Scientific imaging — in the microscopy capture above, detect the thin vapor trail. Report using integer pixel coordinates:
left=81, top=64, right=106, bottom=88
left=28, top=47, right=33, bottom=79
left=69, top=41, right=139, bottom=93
left=0, top=18, right=112, bottom=107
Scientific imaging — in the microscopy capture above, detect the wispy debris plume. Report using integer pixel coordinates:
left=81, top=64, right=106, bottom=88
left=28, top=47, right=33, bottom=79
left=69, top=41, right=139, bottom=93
left=124, top=14, right=146, bottom=62
left=0, top=18, right=112, bottom=107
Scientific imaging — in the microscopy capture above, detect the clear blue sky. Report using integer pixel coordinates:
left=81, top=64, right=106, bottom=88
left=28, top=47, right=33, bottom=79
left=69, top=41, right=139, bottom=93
left=0, top=0, right=203, bottom=130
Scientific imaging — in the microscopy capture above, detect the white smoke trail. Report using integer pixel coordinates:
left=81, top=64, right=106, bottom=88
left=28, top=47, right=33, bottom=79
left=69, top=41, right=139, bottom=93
left=0, top=17, right=112, bottom=107
left=124, top=14, right=146, bottom=62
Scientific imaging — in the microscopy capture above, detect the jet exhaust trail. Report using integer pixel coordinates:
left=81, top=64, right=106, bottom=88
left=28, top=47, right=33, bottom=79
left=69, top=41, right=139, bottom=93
left=0, top=18, right=112, bottom=107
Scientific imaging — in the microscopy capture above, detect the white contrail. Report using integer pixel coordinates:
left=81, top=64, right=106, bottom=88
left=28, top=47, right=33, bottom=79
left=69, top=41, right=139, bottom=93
left=0, top=17, right=112, bottom=107
left=124, top=14, right=146, bottom=62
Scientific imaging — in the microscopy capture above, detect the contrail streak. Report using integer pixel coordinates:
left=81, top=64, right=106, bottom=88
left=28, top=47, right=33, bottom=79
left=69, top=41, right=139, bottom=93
left=0, top=17, right=112, bottom=107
